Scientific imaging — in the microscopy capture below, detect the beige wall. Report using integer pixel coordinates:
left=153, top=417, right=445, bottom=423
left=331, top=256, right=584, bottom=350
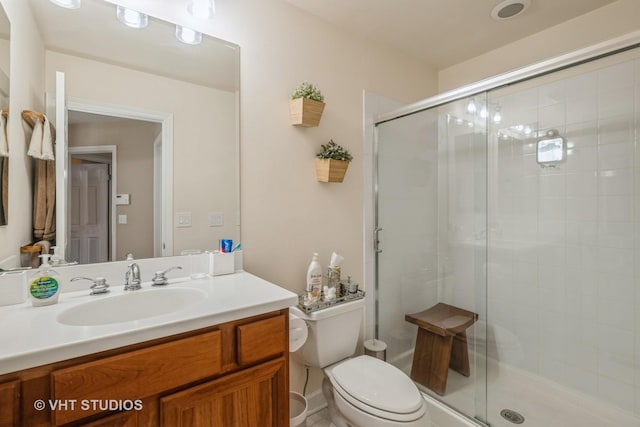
left=104, top=0, right=438, bottom=395
left=101, top=0, right=438, bottom=286
left=0, top=0, right=45, bottom=263
left=439, top=0, right=640, bottom=91
left=69, top=119, right=161, bottom=260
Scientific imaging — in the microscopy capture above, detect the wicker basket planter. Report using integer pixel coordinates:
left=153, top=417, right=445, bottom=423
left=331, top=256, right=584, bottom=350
left=315, top=158, right=349, bottom=183
left=289, top=98, right=325, bottom=127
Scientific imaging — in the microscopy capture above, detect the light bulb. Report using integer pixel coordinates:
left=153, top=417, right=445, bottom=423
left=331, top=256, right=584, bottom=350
left=493, top=109, right=502, bottom=124
left=466, top=99, right=477, bottom=114
left=116, top=6, right=148, bottom=29
left=187, top=0, right=215, bottom=19
left=49, top=0, right=81, bottom=8
left=176, top=26, right=202, bottom=45
left=479, top=106, right=488, bottom=119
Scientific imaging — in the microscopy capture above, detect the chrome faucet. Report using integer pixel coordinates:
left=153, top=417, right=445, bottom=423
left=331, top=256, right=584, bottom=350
left=124, top=263, right=141, bottom=291
left=71, top=276, right=110, bottom=295
left=152, top=266, right=183, bottom=286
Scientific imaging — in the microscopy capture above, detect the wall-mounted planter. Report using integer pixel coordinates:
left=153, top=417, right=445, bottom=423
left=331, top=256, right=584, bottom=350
left=315, top=158, right=349, bottom=183
left=289, top=98, right=325, bottom=127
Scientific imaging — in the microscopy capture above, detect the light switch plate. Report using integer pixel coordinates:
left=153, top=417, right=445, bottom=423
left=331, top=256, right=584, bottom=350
left=115, top=194, right=130, bottom=205
left=176, top=212, right=192, bottom=228
left=118, top=214, right=127, bottom=224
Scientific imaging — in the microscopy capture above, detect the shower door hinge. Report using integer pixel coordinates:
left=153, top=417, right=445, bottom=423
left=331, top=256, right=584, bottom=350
left=374, top=227, right=383, bottom=253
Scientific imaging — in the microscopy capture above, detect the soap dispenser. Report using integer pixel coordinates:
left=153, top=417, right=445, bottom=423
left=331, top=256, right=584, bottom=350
left=50, top=246, right=63, bottom=266
left=28, top=254, right=60, bottom=307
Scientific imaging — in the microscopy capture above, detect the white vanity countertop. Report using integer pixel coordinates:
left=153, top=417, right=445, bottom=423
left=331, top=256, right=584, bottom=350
left=0, top=271, right=298, bottom=375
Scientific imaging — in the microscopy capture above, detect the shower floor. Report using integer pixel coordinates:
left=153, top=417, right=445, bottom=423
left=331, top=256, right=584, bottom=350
left=397, top=354, right=640, bottom=427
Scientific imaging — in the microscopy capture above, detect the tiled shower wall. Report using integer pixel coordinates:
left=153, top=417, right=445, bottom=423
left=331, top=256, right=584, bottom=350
left=481, top=53, right=640, bottom=413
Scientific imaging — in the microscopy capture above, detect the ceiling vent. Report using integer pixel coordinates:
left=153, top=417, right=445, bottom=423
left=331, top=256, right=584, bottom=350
left=491, top=0, right=531, bottom=20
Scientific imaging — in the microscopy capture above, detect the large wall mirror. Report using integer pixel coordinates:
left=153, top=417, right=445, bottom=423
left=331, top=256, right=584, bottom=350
left=0, top=4, right=9, bottom=227
left=27, top=0, right=239, bottom=264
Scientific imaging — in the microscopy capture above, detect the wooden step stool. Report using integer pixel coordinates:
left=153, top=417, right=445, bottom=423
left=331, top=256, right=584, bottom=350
left=405, top=303, right=478, bottom=395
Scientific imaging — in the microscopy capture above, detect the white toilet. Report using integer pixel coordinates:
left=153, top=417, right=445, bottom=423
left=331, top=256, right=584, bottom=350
left=290, top=299, right=431, bottom=427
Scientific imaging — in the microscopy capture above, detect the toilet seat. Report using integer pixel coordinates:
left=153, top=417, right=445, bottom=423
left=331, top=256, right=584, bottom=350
left=326, top=356, right=426, bottom=422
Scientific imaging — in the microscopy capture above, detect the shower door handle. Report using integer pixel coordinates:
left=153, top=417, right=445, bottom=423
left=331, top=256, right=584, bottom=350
left=374, top=227, right=383, bottom=253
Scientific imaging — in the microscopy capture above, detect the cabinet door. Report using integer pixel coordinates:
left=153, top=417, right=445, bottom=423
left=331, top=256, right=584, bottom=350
left=0, top=379, right=20, bottom=427
left=161, top=357, right=288, bottom=427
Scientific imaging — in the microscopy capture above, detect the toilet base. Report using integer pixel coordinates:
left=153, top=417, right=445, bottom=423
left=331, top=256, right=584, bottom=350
left=322, top=376, right=351, bottom=427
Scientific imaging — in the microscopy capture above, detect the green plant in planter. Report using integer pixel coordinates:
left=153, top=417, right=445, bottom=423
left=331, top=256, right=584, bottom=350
left=291, top=82, right=325, bottom=103
left=316, top=140, right=353, bottom=162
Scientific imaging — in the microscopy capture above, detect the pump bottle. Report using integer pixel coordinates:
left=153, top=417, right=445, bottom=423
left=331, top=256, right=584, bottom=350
left=306, top=253, right=322, bottom=302
left=29, top=254, right=60, bottom=307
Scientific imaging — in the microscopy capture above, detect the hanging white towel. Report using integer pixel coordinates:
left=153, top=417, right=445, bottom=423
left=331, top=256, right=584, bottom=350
left=27, top=118, right=43, bottom=159
left=0, top=113, right=7, bottom=157
left=40, top=116, right=54, bottom=161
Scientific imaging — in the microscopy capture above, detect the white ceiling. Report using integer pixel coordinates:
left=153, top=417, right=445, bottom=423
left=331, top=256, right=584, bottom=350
left=286, top=0, right=617, bottom=69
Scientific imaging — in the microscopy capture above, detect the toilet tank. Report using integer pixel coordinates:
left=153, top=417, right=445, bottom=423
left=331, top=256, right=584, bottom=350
left=290, top=299, right=364, bottom=368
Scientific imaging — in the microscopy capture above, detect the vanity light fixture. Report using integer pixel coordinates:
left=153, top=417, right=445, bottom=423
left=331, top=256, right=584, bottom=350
left=116, top=6, right=148, bottom=29
left=187, top=0, right=216, bottom=20
left=49, top=0, right=81, bottom=9
left=176, top=25, right=202, bottom=45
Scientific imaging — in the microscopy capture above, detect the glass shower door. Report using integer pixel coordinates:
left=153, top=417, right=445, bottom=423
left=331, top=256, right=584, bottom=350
left=483, top=48, right=640, bottom=427
left=375, top=94, right=488, bottom=424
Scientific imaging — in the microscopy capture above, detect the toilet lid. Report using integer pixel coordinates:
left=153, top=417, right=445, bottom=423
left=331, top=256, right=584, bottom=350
left=331, top=356, right=423, bottom=415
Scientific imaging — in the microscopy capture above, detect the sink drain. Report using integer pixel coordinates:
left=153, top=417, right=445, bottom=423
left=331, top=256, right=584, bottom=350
left=500, top=409, right=525, bottom=424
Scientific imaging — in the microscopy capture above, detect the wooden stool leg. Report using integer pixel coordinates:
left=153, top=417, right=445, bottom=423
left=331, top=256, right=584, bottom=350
left=450, top=330, right=470, bottom=377
left=410, top=328, right=453, bottom=395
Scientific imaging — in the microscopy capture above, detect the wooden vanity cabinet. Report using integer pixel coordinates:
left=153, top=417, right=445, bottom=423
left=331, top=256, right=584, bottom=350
left=0, top=309, right=289, bottom=427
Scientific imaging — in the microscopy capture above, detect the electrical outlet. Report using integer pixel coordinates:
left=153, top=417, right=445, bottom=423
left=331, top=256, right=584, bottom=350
left=208, top=212, right=224, bottom=227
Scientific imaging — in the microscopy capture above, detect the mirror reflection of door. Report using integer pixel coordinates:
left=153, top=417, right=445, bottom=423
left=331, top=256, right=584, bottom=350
left=70, top=161, right=109, bottom=264
left=68, top=111, right=161, bottom=263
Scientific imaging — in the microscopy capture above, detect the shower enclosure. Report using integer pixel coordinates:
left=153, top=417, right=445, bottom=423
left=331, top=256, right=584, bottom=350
left=374, top=41, right=640, bottom=427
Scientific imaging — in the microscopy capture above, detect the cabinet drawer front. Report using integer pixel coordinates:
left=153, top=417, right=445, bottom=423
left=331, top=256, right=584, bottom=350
left=51, top=330, right=221, bottom=425
left=237, top=315, right=286, bottom=365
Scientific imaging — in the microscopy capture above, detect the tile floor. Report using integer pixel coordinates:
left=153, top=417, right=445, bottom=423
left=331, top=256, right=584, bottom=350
left=305, top=408, right=331, bottom=427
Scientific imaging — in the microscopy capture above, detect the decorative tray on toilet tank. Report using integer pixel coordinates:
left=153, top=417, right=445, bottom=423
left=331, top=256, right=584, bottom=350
left=297, top=289, right=365, bottom=314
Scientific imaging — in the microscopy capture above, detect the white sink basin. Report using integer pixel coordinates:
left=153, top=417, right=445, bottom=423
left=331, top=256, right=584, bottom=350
left=57, top=288, right=207, bottom=326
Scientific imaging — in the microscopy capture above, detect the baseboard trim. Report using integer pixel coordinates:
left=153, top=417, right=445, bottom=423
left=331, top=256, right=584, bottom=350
left=304, top=389, right=328, bottom=416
